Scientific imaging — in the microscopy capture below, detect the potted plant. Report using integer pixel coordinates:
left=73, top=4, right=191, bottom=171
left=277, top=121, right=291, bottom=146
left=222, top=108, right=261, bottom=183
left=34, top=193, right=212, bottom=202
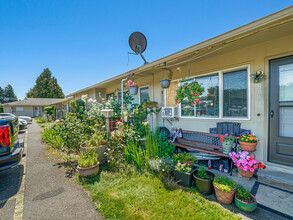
left=175, top=79, right=205, bottom=105
left=77, top=148, right=99, bottom=177
left=238, top=131, right=258, bottom=152
left=142, top=97, right=158, bottom=108
left=174, top=161, right=196, bottom=187
left=173, top=153, right=198, bottom=187
left=80, top=131, right=108, bottom=165
left=218, top=133, right=235, bottom=154
left=235, top=186, right=257, bottom=212
left=128, top=80, right=138, bottom=95
left=193, top=165, right=215, bottom=195
left=160, top=78, right=171, bottom=89
left=213, top=177, right=237, bottom=204
left=229, top=151, right=266, bottom=178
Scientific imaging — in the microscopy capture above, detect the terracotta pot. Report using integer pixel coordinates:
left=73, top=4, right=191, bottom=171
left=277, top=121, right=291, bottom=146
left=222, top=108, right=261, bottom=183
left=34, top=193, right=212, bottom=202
left=237, top=167, right=254, bottom=178
left=77, top=163, right=99, bottom=177
left=239, top=141, right=257, bottom=152
left=235, top=192, right=257, bottom=212
left=213, top=183, right=235, bottom=204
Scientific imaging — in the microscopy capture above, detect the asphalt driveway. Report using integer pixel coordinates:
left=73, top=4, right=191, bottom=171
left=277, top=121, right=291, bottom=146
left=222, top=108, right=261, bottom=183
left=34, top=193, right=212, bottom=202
left=0, top=122, right=103, bottom=220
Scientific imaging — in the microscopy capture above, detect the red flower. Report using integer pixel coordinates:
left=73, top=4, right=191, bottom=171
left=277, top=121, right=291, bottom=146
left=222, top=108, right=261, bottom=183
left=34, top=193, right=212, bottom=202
left=258, top=163, right=263, bottom=169
left=263, top=165, right=266, bottom=169
left=248, top=155, right=253, bottom=161
left=187, top=163, right=191, bottom=166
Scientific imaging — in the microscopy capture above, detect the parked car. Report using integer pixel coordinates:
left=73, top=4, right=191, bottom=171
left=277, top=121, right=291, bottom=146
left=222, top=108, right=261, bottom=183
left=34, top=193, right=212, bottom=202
left=18, top=116, right=32, bottom=123
left=19, top=118, right=27, bottom=130
left=0, top=113, right=24, bottom=171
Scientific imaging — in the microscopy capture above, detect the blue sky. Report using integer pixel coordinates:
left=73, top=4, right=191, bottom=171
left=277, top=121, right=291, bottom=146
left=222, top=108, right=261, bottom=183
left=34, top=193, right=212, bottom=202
left=0, top=1, right=292, bottom=100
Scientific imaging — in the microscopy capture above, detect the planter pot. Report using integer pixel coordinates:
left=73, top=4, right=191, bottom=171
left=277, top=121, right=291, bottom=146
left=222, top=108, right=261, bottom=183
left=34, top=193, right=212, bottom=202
left=77, top=163, right=99, bottom=177
left=193, top=170, right=215, bottom=195
left=237, top=167, right=254, bottom=178
left=174, top=169, right=196, bottom=187
left=143, top=103, right=158, bottom=108
left=80, top=143, right=107, bottom=165
left=222, top=141, right=234, bottom=154
left=160, top=79, right=171, bottom=89
left=129, top=86, right=138, bottom=95
left=235, top=192, right=257, bottom=212
left=239, top=141, right=257, bottom=152
left=213, top=183, right=235, bottom=204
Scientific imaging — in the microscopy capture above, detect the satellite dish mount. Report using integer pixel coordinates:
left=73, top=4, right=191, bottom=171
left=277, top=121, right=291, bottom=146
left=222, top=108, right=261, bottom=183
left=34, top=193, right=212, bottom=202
left=128, top=32, right=148, bottom=65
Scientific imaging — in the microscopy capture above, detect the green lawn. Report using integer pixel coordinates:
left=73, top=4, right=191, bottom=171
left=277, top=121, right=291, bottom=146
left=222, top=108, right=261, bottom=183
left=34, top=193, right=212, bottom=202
left=76, top=172, right=240, bottom=220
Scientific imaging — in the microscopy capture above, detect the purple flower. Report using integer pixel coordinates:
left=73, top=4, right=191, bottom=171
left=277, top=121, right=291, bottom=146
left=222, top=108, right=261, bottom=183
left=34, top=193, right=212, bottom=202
left=225, top=133, right=228, bottom=137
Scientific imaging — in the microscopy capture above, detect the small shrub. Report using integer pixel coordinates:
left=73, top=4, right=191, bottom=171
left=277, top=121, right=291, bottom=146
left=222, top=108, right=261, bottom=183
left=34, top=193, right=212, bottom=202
left=173, top=152, right=198, bottom=165
left=236, top=185, right=254, bottom=203
left=124, top=141, right=145, bottom=170
left=78, top=149, right=98, bottom=168
left=175, top=161, right=194, bottom=173
left=213, top=177, right=237, bottom=192
left=36, top=115, right=47, bottom=124
left=195, top=165, right=210, bottom=179
left=44, top=106, right=55, bottom=115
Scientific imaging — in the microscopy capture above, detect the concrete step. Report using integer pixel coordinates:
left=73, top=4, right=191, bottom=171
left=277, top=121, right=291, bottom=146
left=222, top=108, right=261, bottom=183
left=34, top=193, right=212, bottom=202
left=257, top=166, right=293, bottom=192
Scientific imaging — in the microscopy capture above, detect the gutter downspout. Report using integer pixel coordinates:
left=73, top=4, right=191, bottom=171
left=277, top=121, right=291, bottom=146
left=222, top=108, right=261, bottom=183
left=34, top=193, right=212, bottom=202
left=121, top=77, right=128, bottom=115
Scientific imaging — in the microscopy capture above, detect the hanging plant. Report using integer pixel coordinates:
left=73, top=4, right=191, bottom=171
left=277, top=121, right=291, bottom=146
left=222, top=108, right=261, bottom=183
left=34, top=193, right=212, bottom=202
left=175, top=80, right=205, bottom=106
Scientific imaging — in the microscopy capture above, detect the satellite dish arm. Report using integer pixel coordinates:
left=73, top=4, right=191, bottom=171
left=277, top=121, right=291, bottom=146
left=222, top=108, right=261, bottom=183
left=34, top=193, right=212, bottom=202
left=139, top=53, right=148, bottom=65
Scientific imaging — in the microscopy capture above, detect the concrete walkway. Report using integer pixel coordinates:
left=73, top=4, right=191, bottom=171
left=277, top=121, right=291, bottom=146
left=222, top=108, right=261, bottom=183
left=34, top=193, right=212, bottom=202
left=0, top=122, right=103, bottom=220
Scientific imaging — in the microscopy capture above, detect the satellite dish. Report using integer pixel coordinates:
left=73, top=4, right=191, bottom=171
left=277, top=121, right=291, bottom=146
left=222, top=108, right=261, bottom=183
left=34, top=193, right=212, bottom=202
left=128, top=32, right=148, bottom=65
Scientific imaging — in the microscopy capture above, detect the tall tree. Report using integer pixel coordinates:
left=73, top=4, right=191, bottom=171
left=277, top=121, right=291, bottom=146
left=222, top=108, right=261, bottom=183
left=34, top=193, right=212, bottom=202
left=0, top=86, right=4, bottom=104
left=3, top=84, right=18, bottom=103
left=26, top=68, right=65, bottom=98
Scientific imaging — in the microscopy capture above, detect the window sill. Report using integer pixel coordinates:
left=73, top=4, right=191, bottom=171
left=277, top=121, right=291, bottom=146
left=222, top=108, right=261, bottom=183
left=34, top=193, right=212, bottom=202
left=179, top=116, right=250, bottom=121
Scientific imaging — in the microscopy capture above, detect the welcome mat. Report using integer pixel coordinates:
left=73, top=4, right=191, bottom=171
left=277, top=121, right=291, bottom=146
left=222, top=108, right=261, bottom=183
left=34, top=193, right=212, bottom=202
left=251, top=182, right=293, bottom=220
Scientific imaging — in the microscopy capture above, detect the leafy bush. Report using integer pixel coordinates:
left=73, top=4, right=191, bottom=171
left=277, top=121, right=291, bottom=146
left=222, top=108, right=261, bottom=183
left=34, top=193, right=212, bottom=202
left=175, top=161, right=193, bottom=173
left=36, top=115, right=47, bottom=124
left=195, top=165, right=210, bottom=179
left=44, top=106, right=55, bottom=115
left=213, top=177, right=237, bottom=192
left=70, top=99, right=85, bottom=114
left=78, top=149, right=98, bottom=168
left=148, top=158, right=173, bottom=175
left=173, top=152, right=198, bottom=164
left=236, top=186, right=251, bottom=200
left=0, top=106, right=3, bottom=113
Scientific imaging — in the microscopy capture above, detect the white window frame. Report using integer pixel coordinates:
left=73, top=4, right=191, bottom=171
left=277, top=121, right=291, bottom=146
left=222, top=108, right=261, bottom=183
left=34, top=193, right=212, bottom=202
left=139, top=86, right=149, bottom=104
left=179, top=64, right=251, bottom=120
left=16, top=107, right=24, bottom=112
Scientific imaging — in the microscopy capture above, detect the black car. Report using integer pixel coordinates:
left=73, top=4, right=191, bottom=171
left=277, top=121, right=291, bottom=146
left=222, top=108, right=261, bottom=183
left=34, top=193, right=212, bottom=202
left=0, top=113, right=24, bottom=171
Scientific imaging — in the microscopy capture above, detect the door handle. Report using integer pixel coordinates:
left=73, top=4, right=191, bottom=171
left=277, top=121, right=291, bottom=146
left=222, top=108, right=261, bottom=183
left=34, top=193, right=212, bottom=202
left=270, top=110, right=274, bottom=118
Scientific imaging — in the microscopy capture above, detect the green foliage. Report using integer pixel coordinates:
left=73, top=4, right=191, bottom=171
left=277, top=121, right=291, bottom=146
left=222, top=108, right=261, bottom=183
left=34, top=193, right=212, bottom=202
left=236, top=185, right=251, bottom=200
left=195, top=165, right=210, bottom=179
left=124, top=142, right=145, bottom=170
left=26, top=68, right=64, bottom=98
left=0, top=84, right=18, bottom=103
left=148, top=158, right=173, bottom=175
left=0, top=106, right=3, bottom=113
left=44, top=106, right=55, bottom=115
left=87, top=131, right=107, bottom=147
left=173, top=152, right=198, bottom=164
left=214, top=177, right=237, bottom=192
left=145, top=130, right=161, bottom=159
left=175, top=161, right=194, bottom=173
left=69, top=99, right=85, bottom=114
left=160, top=137, right=175, bottom=158
left=36, top=115, right=47, bottom=124
left=175, top=79, right=205, bottom=105
left=78, top=148, right=98, bottom=168
left=76, top=172, right=240, bottom=219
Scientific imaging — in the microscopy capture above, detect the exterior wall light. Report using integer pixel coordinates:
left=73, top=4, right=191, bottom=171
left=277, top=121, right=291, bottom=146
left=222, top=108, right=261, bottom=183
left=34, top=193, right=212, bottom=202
left=250, top=71, right=266, bottom=83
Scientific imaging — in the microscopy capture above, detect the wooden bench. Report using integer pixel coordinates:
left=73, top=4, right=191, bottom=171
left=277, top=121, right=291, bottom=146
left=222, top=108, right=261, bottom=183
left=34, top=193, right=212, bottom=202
left=170, top=130, right=237, bottom=158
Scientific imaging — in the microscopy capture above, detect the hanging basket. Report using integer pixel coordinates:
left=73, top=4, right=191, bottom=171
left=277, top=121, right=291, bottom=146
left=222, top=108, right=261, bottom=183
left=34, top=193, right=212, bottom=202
left=175, top=80, right=205, bottom=105
left=160, top=79, right=171, bottom=89
left=129, top=86, right=138, bottom=95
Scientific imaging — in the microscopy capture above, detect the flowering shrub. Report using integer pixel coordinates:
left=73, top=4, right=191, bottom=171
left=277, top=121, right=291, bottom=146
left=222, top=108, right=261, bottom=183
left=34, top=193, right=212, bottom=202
left=175, top=80, right=205, bottom=105
left=175, top=162, right=193, bottom=173
left=238, top=131, right=257, bottom=143
left=218, top=133, right=235, bottom=142
left=127, top=80, right=138, bottom=87
left=229, top=151, right=266, bottom=173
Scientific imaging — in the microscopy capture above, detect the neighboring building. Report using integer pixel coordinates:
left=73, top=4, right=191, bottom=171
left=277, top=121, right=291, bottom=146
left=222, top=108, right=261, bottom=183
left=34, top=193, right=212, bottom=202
left=67, top=7, right=293, bottom=169
left=1, top=98, right=67, bottom=117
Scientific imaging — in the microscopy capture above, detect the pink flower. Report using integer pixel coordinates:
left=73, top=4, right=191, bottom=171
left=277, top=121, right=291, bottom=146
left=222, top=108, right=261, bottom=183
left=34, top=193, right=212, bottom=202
left=107, top=160, right=110, bottom=163
left=253, top=165, right=258, bottom=169
left=176, top=100, right=180, bottom=104
left=194, top=93, right=197, bottom=96
left=249, top=168, right=255, bottom=172
left=182, top=89, right=184, bottom=91
left=191, top=92, right=194, bottom=95
left=243, top=167, right=248, bottom=171
left=194, top=99, right=200, bottom=102
left=190, top=87, right=192, bottom=89
left=186, top=99, right=189, bottom=102
left=177, top=162, right=181, bottom=166
left=187, top=163, right=191, bottom=166
left=198, top=102, right=201, bottom=104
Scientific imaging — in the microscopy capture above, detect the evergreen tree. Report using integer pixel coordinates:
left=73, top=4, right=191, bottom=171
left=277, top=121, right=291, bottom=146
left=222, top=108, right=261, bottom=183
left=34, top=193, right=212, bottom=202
left=0, top=86, right=4, bottom=104
left=3, top=84, right=18, bottom=103
left=26, top=68, right=65, bottom=98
